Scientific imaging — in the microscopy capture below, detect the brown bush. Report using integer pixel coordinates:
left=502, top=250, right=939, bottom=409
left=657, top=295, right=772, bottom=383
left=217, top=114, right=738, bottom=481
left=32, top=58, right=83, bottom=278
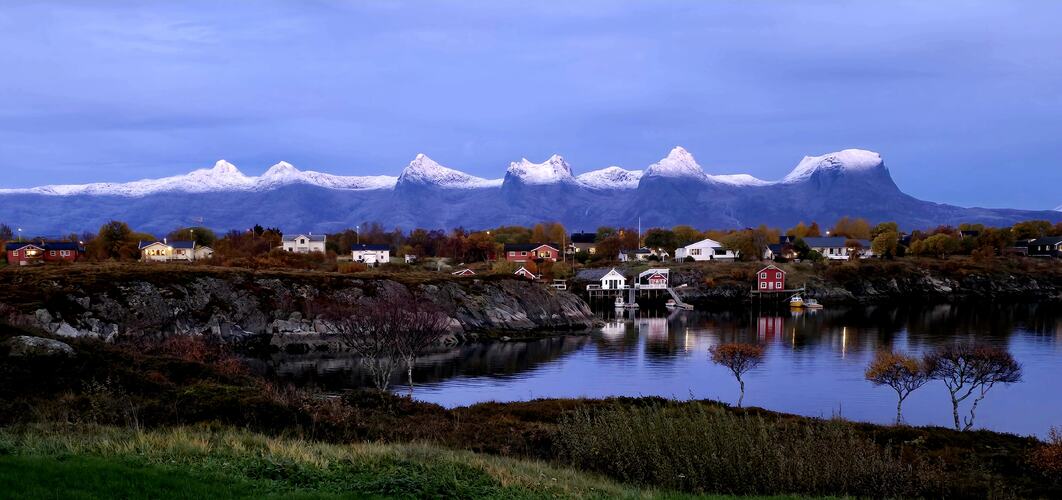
left=1032, top=427, right=1062, bottom=477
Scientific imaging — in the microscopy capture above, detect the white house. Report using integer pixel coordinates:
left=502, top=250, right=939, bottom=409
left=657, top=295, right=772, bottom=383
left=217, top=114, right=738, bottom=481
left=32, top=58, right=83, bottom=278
left=618, top=248, right=669, bottom=262
left=675, top=238, right=737, bottom=261
left=599, top=268, right=627, bottom=290
left=803, top=237, right=873, bottom=260
left=351, top=243, right=390, bottom=266
left=282, top=234, right=326, bottom=253
left=138, top=240, right=213, bottom=262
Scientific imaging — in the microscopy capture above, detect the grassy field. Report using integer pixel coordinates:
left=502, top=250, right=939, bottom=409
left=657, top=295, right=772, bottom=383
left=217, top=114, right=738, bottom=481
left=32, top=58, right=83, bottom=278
left=0, top=425, right=766, bottom=500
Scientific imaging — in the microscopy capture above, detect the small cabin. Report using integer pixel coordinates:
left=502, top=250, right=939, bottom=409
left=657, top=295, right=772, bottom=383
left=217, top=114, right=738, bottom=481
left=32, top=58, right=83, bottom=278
left=513, top=266, right=539, bottom=280
left=504, top=243, right=560, bottom=263
left=351, top=243, right=390, bottom=266
left=637, top=268, right=669, bottom=289
left=600, top=268, right=626, bottom=290
left=756, top=265, right=785, bottom=291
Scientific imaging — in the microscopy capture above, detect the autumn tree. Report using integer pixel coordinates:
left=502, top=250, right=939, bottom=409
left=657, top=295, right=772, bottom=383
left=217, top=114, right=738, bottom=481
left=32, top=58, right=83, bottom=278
left=865, top=351, right=930, bottom=424
left=924, top=344, right=1023, bottom=431
left=643, top=228, right=676, bottom=251
left=830, top=217, right=871, bottom=240
left=166, top=226, right=216, bottom=247
left=910, top=233, right=959, bottom=258
left=871, top=231, right=899, bottom=259
left=786, top=222, right=812, bottom=239
left=671, top=225, right=703, bottom=247
left=871, top=222, right=899, bottom=239
left=531, top=223, right=547, bottom=243
left=709, top=343, right=765, bottom=407
left=1012, top=220, right=1052, bottom=240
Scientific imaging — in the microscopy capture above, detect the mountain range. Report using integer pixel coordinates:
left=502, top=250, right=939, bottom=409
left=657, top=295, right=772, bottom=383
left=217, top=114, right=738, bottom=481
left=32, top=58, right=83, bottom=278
left=1, top=147, right=1059, bottom=235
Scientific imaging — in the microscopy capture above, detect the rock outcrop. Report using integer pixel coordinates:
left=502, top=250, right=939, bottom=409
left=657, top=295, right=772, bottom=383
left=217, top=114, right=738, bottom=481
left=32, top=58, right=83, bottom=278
left=0, top=267, right=595, bottom=351
left=3, top=335, right=75, bottom=357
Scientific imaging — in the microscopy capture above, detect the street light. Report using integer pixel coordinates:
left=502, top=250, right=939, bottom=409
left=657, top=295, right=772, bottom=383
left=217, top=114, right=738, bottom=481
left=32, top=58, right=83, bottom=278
left=17, top=228, right=22, bottom=242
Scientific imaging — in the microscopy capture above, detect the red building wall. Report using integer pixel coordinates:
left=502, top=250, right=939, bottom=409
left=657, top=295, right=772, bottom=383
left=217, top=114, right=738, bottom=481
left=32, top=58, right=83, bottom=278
left=757, top=267, right=785, bottom=290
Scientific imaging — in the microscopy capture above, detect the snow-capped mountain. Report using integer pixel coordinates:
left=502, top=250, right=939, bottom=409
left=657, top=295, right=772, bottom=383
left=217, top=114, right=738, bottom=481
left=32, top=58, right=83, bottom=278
left=0, top=160, right=397, bottom=197
left=254, top=162, right=397, bottom=191
left=0, top=160, right=256, bottom=197
left=1055, top=204, right=1061, bottom=212
left=642, top=146, right=706, bottom=180
left=576, top=166, right=643, bottom=190
left=504, top=155, right=576, bottom=185
left=781, top=149, right=885, bottom=184
left=1, top=147, right=1058, bottom=234
left=396, top=154, right=501, bottom=189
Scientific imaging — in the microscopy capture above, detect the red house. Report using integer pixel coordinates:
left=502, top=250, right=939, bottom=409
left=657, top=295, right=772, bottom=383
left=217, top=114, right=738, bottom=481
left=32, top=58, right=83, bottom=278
left=756, top=265, right=785, bottom=291
left=5, top=241, right=84, bottom=265
left=503, top=243, right=560, bottom=263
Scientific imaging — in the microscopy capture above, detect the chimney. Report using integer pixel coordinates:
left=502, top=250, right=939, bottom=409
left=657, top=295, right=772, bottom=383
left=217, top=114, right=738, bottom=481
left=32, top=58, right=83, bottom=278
left=163, top=237, right=167, bottom=244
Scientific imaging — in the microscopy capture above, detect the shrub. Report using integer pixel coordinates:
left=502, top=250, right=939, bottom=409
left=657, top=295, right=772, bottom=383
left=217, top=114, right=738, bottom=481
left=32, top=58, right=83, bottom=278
left=556, top=403, right=944, bottom=497
left=1031, top=427, right=1062, bottom=477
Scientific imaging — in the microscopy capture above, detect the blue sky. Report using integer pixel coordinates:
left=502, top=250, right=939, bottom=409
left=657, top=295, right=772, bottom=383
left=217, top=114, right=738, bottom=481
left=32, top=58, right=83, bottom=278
left=1, top=1, right=1060, bottom=209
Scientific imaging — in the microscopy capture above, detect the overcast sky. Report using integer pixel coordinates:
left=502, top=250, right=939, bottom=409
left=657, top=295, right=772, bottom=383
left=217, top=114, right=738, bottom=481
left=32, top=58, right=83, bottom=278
left=1, top=1, right=1060, bottom=209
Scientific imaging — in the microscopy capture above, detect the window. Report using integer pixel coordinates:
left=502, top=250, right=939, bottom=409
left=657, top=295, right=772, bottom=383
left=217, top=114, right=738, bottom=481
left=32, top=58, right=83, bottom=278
left=10, top=251, right=17, bottom=257
left=760, top=272, right=766, bottom=279
left=508, top=251, right=515, bottom=256
left=776, top=281, right=782, bottom=289
left=49, top=251, right=56, bottom=256
left=521, top=251, right=527, bottom=256
left=691, top=248, right=701, bottom=255
left=760, top=282, right=766, bottom=289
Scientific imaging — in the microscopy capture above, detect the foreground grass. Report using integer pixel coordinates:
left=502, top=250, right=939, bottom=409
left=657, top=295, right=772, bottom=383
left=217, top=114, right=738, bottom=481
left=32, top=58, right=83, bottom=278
left=0, top=425, right=759, bottom=499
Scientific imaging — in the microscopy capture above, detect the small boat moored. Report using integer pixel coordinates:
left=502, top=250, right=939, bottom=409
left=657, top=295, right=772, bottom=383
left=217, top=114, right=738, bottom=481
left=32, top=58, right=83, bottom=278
left=803, top=298, right=824, bottom=309
left=789, top=295, right=805, bottom=308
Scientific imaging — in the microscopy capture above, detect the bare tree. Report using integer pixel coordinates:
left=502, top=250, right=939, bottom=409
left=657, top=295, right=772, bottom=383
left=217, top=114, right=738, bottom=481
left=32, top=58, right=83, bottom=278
left=391, top=292, right=453, bottom=396
left=865, top=350, right=929, bottom=425
left=320, top=298, right=402, bottom=392
left=924, top=344, right=1022, bottom=431
left=709, top=343, right=765, bottom=407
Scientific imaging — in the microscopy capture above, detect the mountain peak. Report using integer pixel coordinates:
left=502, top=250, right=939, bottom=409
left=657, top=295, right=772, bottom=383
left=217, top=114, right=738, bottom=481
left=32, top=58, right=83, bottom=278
left=505, top=155, right=575, bottom=185
left=210, top=160, right=244, bottom=176
left=576, top=166, right=643, bottom=190
left=262, top=161, right=300, bottom=177
left=398, top=154, right=501, bottom=189
left=644, top=146, right=705, bottom=179
left=782, top=149, right=885, bottom=184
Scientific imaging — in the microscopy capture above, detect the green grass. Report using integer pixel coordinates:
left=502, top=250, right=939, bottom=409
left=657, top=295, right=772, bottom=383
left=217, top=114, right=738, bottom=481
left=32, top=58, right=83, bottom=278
left=0, top=425, right=760, bottom=499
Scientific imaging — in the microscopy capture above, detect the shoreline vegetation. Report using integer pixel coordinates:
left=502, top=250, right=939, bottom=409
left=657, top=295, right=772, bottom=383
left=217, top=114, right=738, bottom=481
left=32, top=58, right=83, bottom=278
left=2, top=325, right=1060, bottom=498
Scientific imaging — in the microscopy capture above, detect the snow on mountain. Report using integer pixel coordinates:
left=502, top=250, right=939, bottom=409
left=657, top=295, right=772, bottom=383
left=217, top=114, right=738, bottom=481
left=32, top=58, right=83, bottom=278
left=1055, top=204, right=1061, bottom=212
left=642, top=146, right=706, bottom=180
left=397, top=154, right=502, bottom=189
left=707, top=173, right=772, bottom=187
left=0, top=160, right=256, bottom=197
left=576, top=166, right=643, bottom=190
left=505, top=155, right=576, bottom=185
left=781, top=149, right=884, bottom=184
left=0, top=160, right=397, bottom=197
left=255, top=161, right=397, bottom=191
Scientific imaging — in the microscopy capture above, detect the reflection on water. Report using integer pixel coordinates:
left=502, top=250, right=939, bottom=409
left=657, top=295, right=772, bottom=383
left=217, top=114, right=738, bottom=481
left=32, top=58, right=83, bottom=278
left=262, top=303, right=1062, bottom=436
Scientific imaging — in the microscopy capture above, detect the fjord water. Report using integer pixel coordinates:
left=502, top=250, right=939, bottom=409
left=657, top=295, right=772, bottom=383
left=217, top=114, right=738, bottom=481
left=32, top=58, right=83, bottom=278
left=267, top=303, right=1062, bottom=436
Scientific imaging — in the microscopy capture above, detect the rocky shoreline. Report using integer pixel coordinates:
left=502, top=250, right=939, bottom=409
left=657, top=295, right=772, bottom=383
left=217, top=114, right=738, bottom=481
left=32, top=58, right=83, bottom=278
left=0, top=265, right=595, bottom=352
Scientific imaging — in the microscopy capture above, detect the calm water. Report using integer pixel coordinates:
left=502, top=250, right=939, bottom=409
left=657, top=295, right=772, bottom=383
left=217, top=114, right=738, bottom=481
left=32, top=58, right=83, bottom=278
left=261, top=303, right=1062, bottom=437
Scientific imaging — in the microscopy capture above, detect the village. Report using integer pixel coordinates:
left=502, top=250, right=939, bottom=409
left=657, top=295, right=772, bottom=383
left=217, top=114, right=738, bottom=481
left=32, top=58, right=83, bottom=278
left=3, top=218, right=1061, bottom=310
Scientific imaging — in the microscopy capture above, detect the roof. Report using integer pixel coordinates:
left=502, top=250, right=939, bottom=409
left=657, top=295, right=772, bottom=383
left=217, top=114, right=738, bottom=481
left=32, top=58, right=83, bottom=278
left=170, top=240, right=196, bottom=249
left=766, top=243, right=784, bottom=253
left=681, top=238, right=725, bottom=249
left=757, top=264, right=784, bottom=274
left=352, top=244, right=390, bottom=251
left=504, top=243, right=559, bottom=252
left=5, top=242, right=44, bottom=251
left=803, top=237, right=871, bottom=248
left=283, top=234, right=326, bottom=242
left=138, top=240, right=194, bottom=249
left=1031, top=236, right=1062, bottom=246
left=570, top=232, right=597, bottom=244
left=620, top=248, right=651, bottom=254
left=575, top=268, right=620, bottom=281
left=42, top=241, right=83, bottom=251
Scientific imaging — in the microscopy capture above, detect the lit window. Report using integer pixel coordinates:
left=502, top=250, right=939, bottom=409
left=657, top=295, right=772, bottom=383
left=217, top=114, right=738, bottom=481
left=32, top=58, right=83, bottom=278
left=11, top=251, right=17, bottom=257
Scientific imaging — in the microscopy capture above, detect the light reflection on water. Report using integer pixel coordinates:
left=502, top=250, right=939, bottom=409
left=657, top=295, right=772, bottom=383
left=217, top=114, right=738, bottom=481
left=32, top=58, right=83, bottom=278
left=263, top=303, right=1062, bottom=436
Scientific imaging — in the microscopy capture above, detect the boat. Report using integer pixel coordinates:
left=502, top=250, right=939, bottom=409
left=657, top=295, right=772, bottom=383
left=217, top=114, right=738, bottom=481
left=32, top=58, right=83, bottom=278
left=614, top=297, right=625, bottom=308
left=789, top=295, right=805, bottom=308
left=803, top=298, right=824, bottom=309
left=665, top=299, right=677, bottom=308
